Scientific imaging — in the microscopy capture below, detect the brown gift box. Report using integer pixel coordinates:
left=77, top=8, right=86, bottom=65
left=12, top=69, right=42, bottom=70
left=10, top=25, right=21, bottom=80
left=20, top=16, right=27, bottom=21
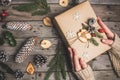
left=54, top=1, right=111, bottom=62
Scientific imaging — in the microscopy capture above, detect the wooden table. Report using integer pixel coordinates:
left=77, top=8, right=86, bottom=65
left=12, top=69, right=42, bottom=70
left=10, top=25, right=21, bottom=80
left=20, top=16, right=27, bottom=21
left=0, top=0, right=120, bottom=80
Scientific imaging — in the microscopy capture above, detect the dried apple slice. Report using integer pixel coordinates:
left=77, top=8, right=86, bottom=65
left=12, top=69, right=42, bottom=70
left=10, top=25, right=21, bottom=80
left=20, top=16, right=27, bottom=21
left=85, top=33, right=92, bottom=39
left=59, top=0, right=69, bottom=7
left=79, top=37, right=88, bottom=43
left=26, top=62, right=35, bottom=75
left=43, top=17, right=53, bottom=27
left=40, top=40, right=52, bottom=49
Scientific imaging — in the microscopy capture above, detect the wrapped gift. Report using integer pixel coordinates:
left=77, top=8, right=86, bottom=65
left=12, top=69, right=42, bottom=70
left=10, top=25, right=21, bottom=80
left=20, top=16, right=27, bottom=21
left=54, top=0, right=111, bottom=62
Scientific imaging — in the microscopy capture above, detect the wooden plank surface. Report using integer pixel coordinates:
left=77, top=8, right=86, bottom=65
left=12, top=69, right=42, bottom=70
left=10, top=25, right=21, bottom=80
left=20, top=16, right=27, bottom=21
left=11, top=0, right=120, bottom=5
left=4, top=5, right=119, bottom=21
left=0, top=0, right=120, bottom=80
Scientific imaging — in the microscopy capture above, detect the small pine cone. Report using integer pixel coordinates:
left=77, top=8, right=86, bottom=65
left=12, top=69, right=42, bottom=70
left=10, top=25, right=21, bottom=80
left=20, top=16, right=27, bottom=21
left=15, top=36, right=39, bottom=63
left=34, top=55, right=47, bottom=67
left=1, top=0, right=12, bottom=6
left=0, top=50, right=9, bottom=62
left=5, top=22, right=33, bottom=31
left=15, top=69, right=24, bottom=79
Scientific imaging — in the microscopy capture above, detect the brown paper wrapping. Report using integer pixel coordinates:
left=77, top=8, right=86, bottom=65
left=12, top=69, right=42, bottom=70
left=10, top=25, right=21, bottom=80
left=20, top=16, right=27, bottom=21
left=54, top=1, right=111, bottom=62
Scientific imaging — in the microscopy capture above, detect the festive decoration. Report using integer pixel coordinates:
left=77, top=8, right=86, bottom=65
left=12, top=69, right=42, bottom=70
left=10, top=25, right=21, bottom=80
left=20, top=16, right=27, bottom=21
left=34, top=55, right=47, bottom=67
left=44, top=42, right=66, bottom=80
left=77, top=29, right=92, bottom=43
left=15, top=36, right=38, bottom=63
left=0, top=70, right=6, bottom=80
left=0, top=61, right=14, bottom=74
left=98, top=28, right=105, bottom=33
left=4, top=22, right=33, bottom=31
left=40, top=40, right=52, bottom=49
left=59, top=0, right=69, bottom=7
left=3, top=31, right=17, bottom=47
left=0, top=37, right=5, bottom=46
left=13, top=0, right=50, bottom=16
left=43, top=17, right=53, bottom=27
left=15, top=70, right=24, bottom=79
left=26, top=62, right=35, bottom=75
left=0, top=0, right=12, bottom=6
left=54, top=1, right=111, bottom=62
left=0, top=50, right=9, bottom=62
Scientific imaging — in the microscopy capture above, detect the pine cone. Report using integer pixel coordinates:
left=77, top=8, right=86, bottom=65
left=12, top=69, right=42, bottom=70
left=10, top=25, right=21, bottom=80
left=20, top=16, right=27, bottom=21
left=34, top=55, right=47, bottom=67
left=15, top=36, right=39, bottom=63
left=15, top=70, right=24, bottom=79
left=1, top=0, right=12, bottom=6
left=5, top=22, right=33, bottom=31
left=0, top=50, right=9, bottom=62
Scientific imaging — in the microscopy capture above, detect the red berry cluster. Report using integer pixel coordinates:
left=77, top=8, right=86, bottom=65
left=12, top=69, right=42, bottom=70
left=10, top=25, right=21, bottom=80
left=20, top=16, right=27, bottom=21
left=98, top=28, right=105, bottom=33
left=0, top=10, right=8, bottom=21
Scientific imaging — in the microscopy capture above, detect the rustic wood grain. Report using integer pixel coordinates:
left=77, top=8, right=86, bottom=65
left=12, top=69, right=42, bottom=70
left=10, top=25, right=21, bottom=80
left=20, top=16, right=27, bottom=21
left=2, top=5, right=119, bottom=21
left=11, top=0, right=120, bottom=5
left=0, top=0, right=120, bottom=80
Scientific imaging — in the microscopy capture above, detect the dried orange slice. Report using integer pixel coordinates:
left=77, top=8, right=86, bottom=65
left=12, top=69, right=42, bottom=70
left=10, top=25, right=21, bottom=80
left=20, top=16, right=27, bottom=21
left=40, top=40, right=52, bottom=49
left=59, top=0, right=69, bottom=7
left=26, top=62, right=35, bottom=75
left=43, top=17, right=53, bottom=27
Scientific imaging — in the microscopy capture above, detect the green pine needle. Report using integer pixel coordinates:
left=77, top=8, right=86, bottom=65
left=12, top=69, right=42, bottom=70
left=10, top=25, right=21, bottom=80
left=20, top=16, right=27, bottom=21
left=0, top=62, right=14, bottom=74
left=44, top=42, right=67, bottom=80
left=90, top=38, right=99, bottom=46
left=32, top=10, right=49, bottom=16
left=59, top=55, right=66, bottom=80
left=13, top=3, right=38, bottom=12
left=44, top=64, right=56, bottom=80
left=94, top=31, right=103, bottom=38
left=13, top=0, right=50, bottom=16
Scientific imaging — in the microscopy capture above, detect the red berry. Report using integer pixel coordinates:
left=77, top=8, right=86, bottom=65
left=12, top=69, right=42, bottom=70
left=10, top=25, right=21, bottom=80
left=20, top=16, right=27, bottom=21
left=2, top=10, right=7, bottom=13
left=98, top=28, right=105, bottom=33
left=39, top=72, right=42, bottom=77
left=2, top=13, right=7, bottom=17
left=91, top=33, right=96, bottom=37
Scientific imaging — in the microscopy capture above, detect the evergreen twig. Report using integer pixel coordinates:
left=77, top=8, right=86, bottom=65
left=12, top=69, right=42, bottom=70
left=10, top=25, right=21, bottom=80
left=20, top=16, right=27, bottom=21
left=13, top=0, right=50, bottom=16
left=94, top=31, right=103, bottom=38
left=44, top=41, right=66, bottom=80
left=90, top=38, right=99, bottom=46
left=0, top=61, right=14, bottom=74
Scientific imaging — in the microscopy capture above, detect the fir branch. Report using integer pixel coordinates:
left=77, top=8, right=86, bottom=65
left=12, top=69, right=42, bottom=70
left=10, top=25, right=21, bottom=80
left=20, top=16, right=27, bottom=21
left=90, top=38, right=99, bottom=46
left=12, top=3, right=38, bottom=12
left=44, top=64, right=56, bottom=80
left=32, top=10, right=49, bottom=16
left=59, top=54, right=66, bottom=80
left=0, top=62, right=14, bottom=74
left=94, top=31, right=103, bottom=38
left=13, top=0, right=50, bottom=16
left=69, top=0, right=79, bottom=6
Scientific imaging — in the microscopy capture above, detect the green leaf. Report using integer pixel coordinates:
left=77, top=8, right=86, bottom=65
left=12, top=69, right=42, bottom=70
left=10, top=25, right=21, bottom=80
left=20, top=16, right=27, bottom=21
left=32, top=10, right=48, bottom=16
left=13, top=3, right=38, bottom=12
left=90, top=38, right=99, bottom=46
left=94, top=31, right=103, bottom=38
left=0, top=62, right=14, bottom=74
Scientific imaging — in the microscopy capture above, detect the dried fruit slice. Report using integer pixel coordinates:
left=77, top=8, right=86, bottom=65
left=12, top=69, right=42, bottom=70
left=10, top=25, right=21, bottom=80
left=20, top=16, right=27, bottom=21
left=79, top=37, right=88, bottom=43
left=59, top=0, right=69, bottom=7
left=98, top=28, right=105, bottom=33
left=40, top=40, right=52, bottom=49
left=26, top=62, right=35, bottom=75
left=43, top=17, right=53, bottom=27
left=85, top=33, right=91, bottom=39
